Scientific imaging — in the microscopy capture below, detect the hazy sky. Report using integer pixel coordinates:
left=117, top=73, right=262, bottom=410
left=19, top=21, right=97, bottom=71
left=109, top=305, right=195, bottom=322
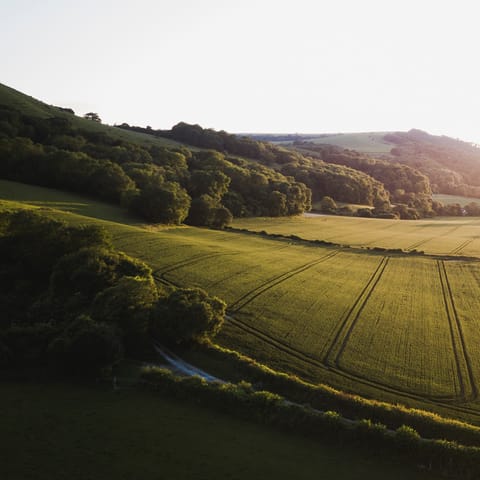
left=2, top=0, right=479, bottom=141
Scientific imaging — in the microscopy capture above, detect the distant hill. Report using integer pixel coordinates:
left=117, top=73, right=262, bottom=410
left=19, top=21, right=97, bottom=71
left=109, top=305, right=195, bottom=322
left=251, top=130, right=480, bottom=198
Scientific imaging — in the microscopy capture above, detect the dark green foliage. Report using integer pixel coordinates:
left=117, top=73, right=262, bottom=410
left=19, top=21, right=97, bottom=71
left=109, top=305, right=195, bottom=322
left=0, top=209, right=229, bottom=373
left=154, top=122, right=390, bottom=208
left=49, top=247, right=152, bottom=308
left=0, top=210, right=111, bottom=325
left=0, top=323, right=57, bottom=368
left=92, top=276, right=160, bottom=339
left=128, top=181, right=191, bottom=224
left=47, top=315, right=122, bottom=375
left=152, top=288, right=226, bottom=344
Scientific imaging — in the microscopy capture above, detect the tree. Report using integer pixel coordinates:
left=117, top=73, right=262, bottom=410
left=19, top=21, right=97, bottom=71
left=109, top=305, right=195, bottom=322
left=83, top=112, right=101, bottom=123
left=151, top=287, right=226, bottom=344
left=128, top=182, right=191, bottom=224
left=92, top=276, right=160, bottom=341
left=320, top=196, right=337, bottom=214
left=267, top=190, right=287, bottom=216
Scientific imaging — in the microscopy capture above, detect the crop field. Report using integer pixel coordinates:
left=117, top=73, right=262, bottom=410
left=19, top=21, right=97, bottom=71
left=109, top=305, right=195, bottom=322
left=4, top=180, right=480, bottom=420
left=232, top=215, right=480, bottom=257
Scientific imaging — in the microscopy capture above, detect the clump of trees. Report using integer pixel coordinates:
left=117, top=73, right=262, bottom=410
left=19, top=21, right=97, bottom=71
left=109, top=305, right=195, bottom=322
left=0, top=210, right=226, bottom=376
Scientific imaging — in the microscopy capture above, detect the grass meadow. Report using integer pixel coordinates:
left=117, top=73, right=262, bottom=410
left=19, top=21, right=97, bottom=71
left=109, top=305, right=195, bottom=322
left=1, top=382, right=439, bottom=480
left=3, top=180, right=480, bottom=421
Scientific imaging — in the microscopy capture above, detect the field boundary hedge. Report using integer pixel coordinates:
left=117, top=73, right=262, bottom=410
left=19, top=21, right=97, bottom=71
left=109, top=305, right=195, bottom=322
left=141, top=366, right=480, bottom=480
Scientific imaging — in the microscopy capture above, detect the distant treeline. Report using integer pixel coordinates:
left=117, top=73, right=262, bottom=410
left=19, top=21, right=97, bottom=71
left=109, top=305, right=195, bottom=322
left=0, top=105, right=311, bottom=226
left=119, top=122, right=392, bottom=207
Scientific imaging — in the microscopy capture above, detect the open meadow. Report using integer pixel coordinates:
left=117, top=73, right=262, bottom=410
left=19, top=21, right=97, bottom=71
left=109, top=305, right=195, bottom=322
left=3, top=180, right=480, bottom=422
left=2, top=382, right=438, bottom=480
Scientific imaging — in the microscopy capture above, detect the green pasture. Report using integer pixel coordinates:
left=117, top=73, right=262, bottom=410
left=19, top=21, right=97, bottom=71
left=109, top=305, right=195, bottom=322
left=433, top=193, right=480, bottom=206
left=3, top=180, right=480, bottom=420
left=1, top=383, right=438, bottom=480
left=232, top=215, right=480, bottom=257
left=295, top=132, right=394, bottom=155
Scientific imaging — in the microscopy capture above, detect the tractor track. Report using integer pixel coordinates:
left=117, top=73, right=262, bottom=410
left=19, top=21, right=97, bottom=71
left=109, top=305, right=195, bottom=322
left=224, top=314, right=469, bottom=407
left=228, top=250, right=341, bottom=312
left=323, top=256, right=389, bottom=366
left=438, top=260, right=478, bottom=402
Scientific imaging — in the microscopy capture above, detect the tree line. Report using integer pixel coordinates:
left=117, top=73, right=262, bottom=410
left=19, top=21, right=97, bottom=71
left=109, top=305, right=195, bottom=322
left=118, top=122, right=393, bottom=207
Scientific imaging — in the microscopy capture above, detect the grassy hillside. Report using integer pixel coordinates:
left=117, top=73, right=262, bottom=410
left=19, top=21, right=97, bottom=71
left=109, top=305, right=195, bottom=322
left=256, top=129, right=480, bottom=199
left=3, top=180, right=480, bottom=423
left=0, top=83, right=183, bottom=149
left=2, top=382, right=437, bottom=480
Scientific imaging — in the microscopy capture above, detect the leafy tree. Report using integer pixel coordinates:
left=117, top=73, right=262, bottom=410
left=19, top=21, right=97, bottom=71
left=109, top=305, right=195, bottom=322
left=320, top=196, right=337, bottom=214
left=267, top=190, right=287, bottom=216
left=151, top=287, right=226, bottom=344
left=83, top=112, right=101, bottom=123
left=92, top=276, right=160, bottom=340
left=49, top=247, right=152, bottom=312
left=128, top=181, right=191, bottom=224
left=210, top=205, right=233, bottom=228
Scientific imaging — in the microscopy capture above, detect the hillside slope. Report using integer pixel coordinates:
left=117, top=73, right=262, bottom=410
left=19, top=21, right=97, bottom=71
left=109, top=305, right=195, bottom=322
left=253, top=130, right=480, bottom=199
left=0, top=83, right=311, bottom=225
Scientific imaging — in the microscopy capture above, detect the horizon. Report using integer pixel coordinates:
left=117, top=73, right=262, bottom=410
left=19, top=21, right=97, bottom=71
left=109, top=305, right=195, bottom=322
left=2, top=0, right=479, bottom=144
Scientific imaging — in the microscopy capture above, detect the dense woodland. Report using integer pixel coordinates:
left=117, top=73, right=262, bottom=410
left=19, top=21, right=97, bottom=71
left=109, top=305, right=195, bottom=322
left=292, top=142, right=434, bottom=218
left=0, top=104, right=311, bottom=226
left=120, top=122, right=393, bottom=208
left=0, top=209, right=225, bottom=375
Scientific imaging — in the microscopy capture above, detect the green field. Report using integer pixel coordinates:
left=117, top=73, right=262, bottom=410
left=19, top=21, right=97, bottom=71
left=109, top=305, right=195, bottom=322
left=275, top=132, right=394, bottom=155
left=3, top=180, right=480, bottom=422
left=233, top=215, right=480, bottom=257
left=1, top=383, right=437, bottom=480
left=433, top=193, right=480, bottom=206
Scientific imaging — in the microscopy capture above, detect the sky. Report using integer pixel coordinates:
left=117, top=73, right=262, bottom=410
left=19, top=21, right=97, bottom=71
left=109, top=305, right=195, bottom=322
left=2, top=0, right=480, bottom=142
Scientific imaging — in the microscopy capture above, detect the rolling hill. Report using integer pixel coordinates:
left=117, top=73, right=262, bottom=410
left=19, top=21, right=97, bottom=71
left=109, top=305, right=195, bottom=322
left=251, top=130, right=480, bottom=199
